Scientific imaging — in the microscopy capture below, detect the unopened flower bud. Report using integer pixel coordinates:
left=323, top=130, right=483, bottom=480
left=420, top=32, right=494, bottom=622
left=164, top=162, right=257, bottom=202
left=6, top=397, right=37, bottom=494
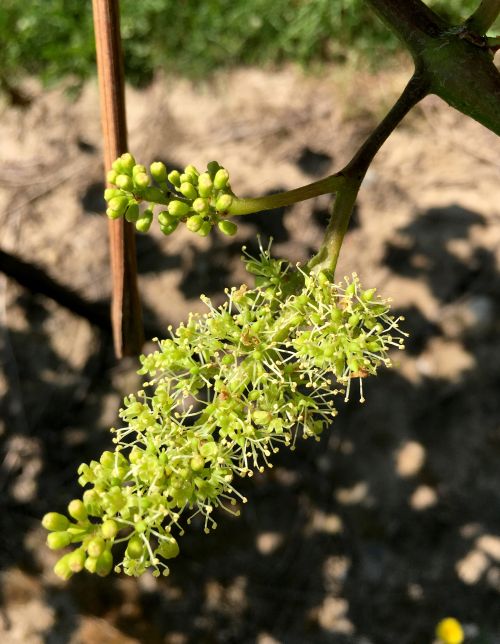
left=106, top=207, right=122, bottom=220
left=87, top=535, right=106, bottom=558
left=119, top=153, right=136, bottom=173
left=197, top=221, right=212, bottom=237
left=135, top=209, right=153, bottom=233
left=95, top=549, right=114, bottom=577
left=168, top=200, right=191, bottom=218
left=108, top=196, right=129, bottom=215
left=186, top=215, right=204, bottom=232
left=42, top=512, right=70, bottom=532
left=132, top=164, right=147, bottom=176
left=106, top=170, right=118, bottom=185
left=125, top=202, right=140, bottom=223
left=68, top=499, right=87, bottom=522
left=184, top=164, right=200, bottom=177
left=213, top=168, right=229, bottom=190
left=217, top=220, right=237, bottom=236
left=180, top=182, right=198, bottom=200
left=133, top=172, right=150, bottom=189
left=190, top=455, right=205, bottom=471
left=167, top=170, right=181, bottom=187
left=84, top=556, right=98, bottom=573
left=150, top=161, right=167, bottom=183
left=101, top=519, right=119, bottom=539
left=192, top=198, right=209, bottom=214
left=197, top=173, right=213, bottom=198
left=115, top=174, right=134, bottom=191
left=68, top=548, right=86, bottom=573
left=104, top=188, right=122, bottom=202
left=216, top=194, right=233, bottom=212
left=47, top=531, right=72, bottom=550
left=54, top=553, right=74, bottom=580
left=158, top=211, right=177, bottom=227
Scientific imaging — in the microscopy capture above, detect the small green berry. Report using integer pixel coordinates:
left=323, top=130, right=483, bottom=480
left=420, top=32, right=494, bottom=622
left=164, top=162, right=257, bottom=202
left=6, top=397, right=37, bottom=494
left=95, top=549, right=114, bottom=577
left=156, top=536, right=180, bottom=560
left=190, top=455, right=205, bottom=471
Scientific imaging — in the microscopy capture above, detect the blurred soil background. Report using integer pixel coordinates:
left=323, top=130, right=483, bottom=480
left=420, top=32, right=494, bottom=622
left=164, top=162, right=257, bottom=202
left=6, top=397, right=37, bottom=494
left=1, top=2, right=500, bottom=644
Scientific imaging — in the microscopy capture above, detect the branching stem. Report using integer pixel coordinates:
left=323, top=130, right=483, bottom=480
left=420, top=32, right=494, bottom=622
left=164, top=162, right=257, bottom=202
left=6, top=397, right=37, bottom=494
left=466, top=0, right=500, bottom=33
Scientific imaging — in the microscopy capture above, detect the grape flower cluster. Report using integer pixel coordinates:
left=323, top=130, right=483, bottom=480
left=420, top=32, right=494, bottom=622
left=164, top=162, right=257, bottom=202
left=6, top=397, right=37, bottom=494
left=104, top=153, right=238, bottom=237
left=42, top=243, right=406, bottom=580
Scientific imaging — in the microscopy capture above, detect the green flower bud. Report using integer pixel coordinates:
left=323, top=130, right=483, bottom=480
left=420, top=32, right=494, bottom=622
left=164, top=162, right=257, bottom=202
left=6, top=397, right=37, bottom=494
left=84, top=556, right=98, bottom=574
left=160, top=222, right=178, bottom=236
left=253, top=410, right=271, bottom=425
left=158, top=211, right=177, bottom=227
left=217, top=220, right=237, bottom=236
left=115, top=174, right=134, bottom=191
left=106, top=207, right=122, bottom=220
left=136, top=210, right=153, bottom=233
left=108, top=196, right=129, bottom=215
left=87, top=535, right=106, bottom=558
left=68, top=548, right=86, bottom=573
left=101, top=519, right=119, bottom=539
left=119, top=153, right=136, bottom=173
left=186, top=215, right=204, bottom=233
left=179, top=172, right=196, bottom=185
left=168, top=200, right=191, bottom=218
left=104, top=188, right=122, bottom=202
left=190, top=455, right=205, bottom=471
left=106, top=170, right=118, bottom=185
left=150, top=161, right=168, bottom=183
left=125, top=202, right=140, bottom=223
left=95, top=549, right=114, bottom=577
left=184, top=164, right=200, bottom=177
left=213, top=168, right=229, bottom=190
left=132, top=164, right=147, bottom=176
left=192, top=197, right=209, bottom=214
left=111, top=158, right=124, bottom=173
left=133, top=172, right=150, bottom=189
left=156, top=536, right=180, bottom=560
left=197, top=221, right=212, bottom=237
left=207, top=160, right=221, bottom=178
left=180, top=182, right=198, bottom=200
left=42, top=512, right=70, bottom=532
left=216, top=194, right=233, bottom=212
left=126, top=535, right=144, bottom=559
left=54, top=553, right=74, bottom=580
left=168, top=170, right=181, bottom=187
left=197, top=173, right=213, bottom=198
left=68, top=499, right=88, bottom=522
left=47, top=531, right=72, bottom=550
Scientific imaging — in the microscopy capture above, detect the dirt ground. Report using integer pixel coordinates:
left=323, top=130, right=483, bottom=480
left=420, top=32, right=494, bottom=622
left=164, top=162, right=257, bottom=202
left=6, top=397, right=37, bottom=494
left=1, top=63, right=500, bottom=644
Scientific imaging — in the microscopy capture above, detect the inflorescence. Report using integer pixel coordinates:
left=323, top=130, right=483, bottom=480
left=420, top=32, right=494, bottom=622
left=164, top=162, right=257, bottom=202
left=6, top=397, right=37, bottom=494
left=43, top=241, right=406, bottom=580
left=104, top=153, right=238, bottom=237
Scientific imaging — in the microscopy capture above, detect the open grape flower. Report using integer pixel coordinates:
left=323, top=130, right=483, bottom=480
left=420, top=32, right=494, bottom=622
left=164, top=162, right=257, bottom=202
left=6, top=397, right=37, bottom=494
left=43, top=241, right=406, bottom=579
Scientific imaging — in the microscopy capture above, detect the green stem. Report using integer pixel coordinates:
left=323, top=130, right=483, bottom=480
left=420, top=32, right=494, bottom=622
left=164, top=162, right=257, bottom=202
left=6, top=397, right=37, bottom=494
left=309, top=73, right=429, bottom=275
left=466, top=0, right=500, bottom=33
left=228, top=174, right=344, bottom=216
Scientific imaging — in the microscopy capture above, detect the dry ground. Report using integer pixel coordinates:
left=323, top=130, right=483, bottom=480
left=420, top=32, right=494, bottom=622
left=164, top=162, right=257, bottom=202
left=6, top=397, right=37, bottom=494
left=1, top=64, right=500, bottom=643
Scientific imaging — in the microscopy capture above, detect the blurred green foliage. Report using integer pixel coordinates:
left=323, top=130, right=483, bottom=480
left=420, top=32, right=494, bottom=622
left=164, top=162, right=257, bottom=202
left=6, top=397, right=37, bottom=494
left=0, top=0, right=497, bottom=94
